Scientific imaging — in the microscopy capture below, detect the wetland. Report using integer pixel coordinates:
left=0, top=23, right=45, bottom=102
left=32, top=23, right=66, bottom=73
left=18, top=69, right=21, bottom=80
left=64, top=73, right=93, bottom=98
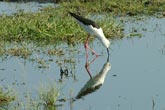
left=0, top=0, right=165, bottom=110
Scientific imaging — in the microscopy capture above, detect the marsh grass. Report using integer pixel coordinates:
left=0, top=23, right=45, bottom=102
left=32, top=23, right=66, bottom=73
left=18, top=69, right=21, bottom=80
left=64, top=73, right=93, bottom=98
left=0, top=9, right=83, bottom=44
left=0, top=12, right=122, bottom=58
left=38, top=83, right=60, bottom=109
left=0, top=0, right=164, bottom=44
left=0, top=1, right=124, bottom=44
left=0, top=0, right=164, bottom=57
left=0, top=83, right=62, bottom=110
left=0, top=87, right=16, bottom=107
left=62, top=0, right=165, bottom=15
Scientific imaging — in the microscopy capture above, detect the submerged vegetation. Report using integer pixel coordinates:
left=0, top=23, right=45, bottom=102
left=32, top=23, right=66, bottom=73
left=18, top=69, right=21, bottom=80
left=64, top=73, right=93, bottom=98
left=0, top=0, right=164, bottom=57
left=0, top=87, right=16, bottom=108
left=0, top=0, right=165, bottom=109
left=38, top=84, right=60, bottom=109
left=0, top=84, right=62, bottom=109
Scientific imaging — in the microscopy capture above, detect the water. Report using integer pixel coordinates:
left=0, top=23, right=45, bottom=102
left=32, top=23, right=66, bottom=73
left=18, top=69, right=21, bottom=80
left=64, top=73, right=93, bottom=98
left=0, top=3, right=165, bottom=109
left=0, top=1, right=56, bottom=15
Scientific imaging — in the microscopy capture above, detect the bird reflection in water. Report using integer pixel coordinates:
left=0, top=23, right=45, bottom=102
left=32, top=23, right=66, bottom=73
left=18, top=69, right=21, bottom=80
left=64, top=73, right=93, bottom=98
left=85, top=55, right=98, bottom=78
left=85, top=53, right=110, bottom=78
left=75, top=57, right=111, bottom=100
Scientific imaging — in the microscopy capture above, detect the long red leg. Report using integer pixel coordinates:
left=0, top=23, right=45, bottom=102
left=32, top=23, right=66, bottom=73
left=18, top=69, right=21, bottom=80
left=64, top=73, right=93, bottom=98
left=84, top=34, right=90, bottom=62
left=84, top=34, right=100, bottom=78
left=87, top=46, right=100, bottom=57
left=84, top=34, right=99, bottom=57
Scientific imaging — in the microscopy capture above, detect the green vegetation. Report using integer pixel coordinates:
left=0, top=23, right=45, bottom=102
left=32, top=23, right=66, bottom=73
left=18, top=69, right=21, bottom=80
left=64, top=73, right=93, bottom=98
left=0, top=84, right=62, bottom=109
left=0, top=1, right=125, bottom=44
left=63, top=0, right=165, bottom=15
left=0, top=0, right=164, bottom=42
left=19, top=84, right=60, bottom=110
left=0, top=0, right=164, bottom=43
left=0, top=87, right=16, bottom=108
left=0, top=9, right=122, bottom=44
left=0, top=0, right=165, bottom=108
left=0, top=0, right=164, bottom=57
left=38, top=84, right=60, bottom=109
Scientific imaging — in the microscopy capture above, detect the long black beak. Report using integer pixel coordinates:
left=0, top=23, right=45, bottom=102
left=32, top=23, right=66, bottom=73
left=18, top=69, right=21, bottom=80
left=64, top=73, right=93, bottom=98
left=107, top=48, right=110, bottom=61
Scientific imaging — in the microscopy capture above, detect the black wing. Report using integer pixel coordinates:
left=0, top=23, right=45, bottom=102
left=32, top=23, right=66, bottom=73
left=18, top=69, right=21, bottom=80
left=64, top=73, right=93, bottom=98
left=69, top=12, right=100, bottom=29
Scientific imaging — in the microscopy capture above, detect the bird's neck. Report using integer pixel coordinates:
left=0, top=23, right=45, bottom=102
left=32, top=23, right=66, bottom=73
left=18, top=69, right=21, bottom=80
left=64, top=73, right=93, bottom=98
left=96, top=34, right=110, bottom=48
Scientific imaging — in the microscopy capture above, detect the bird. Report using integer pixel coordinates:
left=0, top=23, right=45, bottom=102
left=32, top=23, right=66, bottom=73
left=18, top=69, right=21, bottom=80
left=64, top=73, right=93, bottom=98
left=69, top=12, right=110, bottom=60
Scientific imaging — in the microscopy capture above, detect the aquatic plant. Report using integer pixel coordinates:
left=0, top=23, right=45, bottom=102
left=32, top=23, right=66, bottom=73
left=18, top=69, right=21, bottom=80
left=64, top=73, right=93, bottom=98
left=38, top=83, right=60, bottom=109
left=0, top=87, right=16, bottom=108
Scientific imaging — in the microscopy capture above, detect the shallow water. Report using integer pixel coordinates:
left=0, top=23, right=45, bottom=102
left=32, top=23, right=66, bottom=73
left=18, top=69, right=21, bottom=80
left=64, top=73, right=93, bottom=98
left=0, top=1, right=56, bottom=15
left=0, top=12, right=165, bottom=110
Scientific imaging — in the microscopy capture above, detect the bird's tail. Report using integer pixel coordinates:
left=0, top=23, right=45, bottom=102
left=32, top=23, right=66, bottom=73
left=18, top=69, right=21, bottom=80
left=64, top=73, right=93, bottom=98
left=68, top=12, right=81, bottom=20
left=68, top=11, right=74, bottom=16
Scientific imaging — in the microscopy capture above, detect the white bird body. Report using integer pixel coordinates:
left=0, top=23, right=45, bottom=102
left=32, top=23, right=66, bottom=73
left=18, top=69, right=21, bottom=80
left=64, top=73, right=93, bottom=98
left=69, top=12, right=110, bottom=58
left=74, top=15, right=110, bottom=48
left=95, top=28, right=110, bottom=48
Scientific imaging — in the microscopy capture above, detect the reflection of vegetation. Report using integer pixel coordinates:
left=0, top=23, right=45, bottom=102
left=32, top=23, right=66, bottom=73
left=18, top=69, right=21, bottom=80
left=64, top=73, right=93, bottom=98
left=0, top=87, right=16, bottom=108
left=58, top=58, right=77, bottom=81
left=56, top=46, right=78, bottom=81
left=0, top=41, right=32, bottom=58
left=0, top=41, right=79, bottom=69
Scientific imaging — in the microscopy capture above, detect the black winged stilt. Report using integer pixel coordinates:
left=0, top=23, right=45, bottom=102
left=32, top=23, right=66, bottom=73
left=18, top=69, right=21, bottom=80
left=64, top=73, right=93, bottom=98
left=69, top=12, right=110, bottom=60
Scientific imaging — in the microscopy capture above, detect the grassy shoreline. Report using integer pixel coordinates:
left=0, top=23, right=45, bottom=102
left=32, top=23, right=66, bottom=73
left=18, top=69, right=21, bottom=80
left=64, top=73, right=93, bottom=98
left=1, top=0, right=164, bottom=43
left=0, top=0, right=164, bottom=57
left=0, top=8, right=123, bottom=43
left=1, top=0, right=165, bottom=41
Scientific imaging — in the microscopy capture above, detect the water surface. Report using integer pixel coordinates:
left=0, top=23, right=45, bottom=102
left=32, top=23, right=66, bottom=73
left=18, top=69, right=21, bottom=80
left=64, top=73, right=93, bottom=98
left=0, top=1, right=56, bottom=15
left=0, top=16, right=165, bottom=109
